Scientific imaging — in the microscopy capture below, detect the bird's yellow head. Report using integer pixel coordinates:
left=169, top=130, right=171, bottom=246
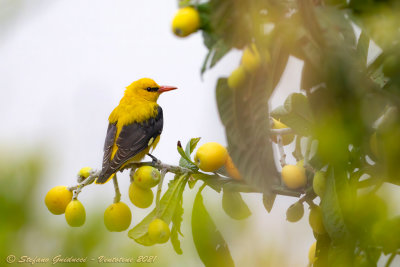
left=125, top=78, right=177, bottom=102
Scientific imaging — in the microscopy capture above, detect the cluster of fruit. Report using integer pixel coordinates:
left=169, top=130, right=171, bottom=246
left=44, top=141, right=243, bottom=243
left=44, top=166, right=170, bottom=244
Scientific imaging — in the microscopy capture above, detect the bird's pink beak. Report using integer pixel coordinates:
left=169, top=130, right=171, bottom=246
left=159, top=85, right=178, bottom=93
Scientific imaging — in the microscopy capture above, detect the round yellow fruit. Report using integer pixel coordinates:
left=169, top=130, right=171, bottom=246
left=194, top=142, right=228, bottom=172
left=65, top=200, right=86, bottom=227
left=281, top=164, right=307, bottom=189
left=309, top=206, right=326, bottom=235
left=313, top=171, right=326, bottom=198
left=172, top=7, right=200, bottom=37
left=308, top=241, right=317, bottom=264
left=241, top=43, right=261, bottom=73
left=271, top=118, right=294, bottom=145
left=44, top=186, right=73, bottom=215
left=134, top=166, right=161, bottom=189
left=148, top=218, right=170, bottom=244
left=227, top=66, right=246, bottom=89
left=129, top=182, right=154, bottom=209
left=78, top=167, right=92, bottom=179
left=104, top=202, right=132, bottom=232
left=224, top=154, right=242, bottom=180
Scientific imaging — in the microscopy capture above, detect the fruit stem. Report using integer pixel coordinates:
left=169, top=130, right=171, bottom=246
left=113, top=175, right=121, bottom=203
left=155, top=168, right=167, bottom=207
left=303, top=137, right=313, bottom=167
left=129, top=167, right=136, bottom=183
left=277, top=135, right=287, bottom=167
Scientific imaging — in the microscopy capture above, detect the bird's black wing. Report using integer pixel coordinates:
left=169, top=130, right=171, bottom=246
left=96, top=106, right=163, bottom=184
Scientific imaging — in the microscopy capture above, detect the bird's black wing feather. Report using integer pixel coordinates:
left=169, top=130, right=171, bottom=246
left=102, top=122, right=117, bottom=166
left=97, top=106, right=163, bottom=184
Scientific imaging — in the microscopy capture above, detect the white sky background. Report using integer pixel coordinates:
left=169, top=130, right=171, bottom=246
left=0, top=1, right=321, bottom=266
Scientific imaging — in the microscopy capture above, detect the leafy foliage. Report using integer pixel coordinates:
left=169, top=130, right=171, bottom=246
left=216, top=77, right=279, bottom=194
left=128, top=174, right=188, bottom=246
left=222, top=190, right=251, bottom=220
left=192, top=186, right=234, bottom=267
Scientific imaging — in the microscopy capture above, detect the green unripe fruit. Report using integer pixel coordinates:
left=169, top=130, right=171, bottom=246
left=104, top=202, right=132, bottom=232
left=309, top=206, right=326, bottom=235
left=129, top=182, right=154, bottom=209
left=65, top=200, right=86, bottom=227
left=134, top=166, right=161, bottom=189
left=45, top=186, right=72, bottom=215
left=148, top=218, right=170, bottom=244
left=286, top=202, right=304, bottom=222
left=313, top=171, right=326, bottom=198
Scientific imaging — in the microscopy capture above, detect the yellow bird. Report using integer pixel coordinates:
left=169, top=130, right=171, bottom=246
left=96, top=78, right=177, bottom=184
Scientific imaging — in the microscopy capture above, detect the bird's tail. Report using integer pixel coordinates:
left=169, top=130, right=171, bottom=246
left=95, top=171, right=115, bottom=184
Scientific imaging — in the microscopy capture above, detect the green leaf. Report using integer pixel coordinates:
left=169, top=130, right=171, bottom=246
left=271, top=93, right=314, bottom=136
left=357, top=31, right=369, bottom=67
left=200, top=48, right=213, bottom=75
left=193, top=172, right=256, bottom=193
left=222, top=191, right=251, bottom=220
left=200, top=38, right=231, bottom=74
left=209, top=40, right=231, bottom=69
left=128, top=174, right=188, bottom=246
left=178, top=144, right=199, bottom=171
left=192, top=173, right=224, bottom=192
left=216, top=75, right=279, bottom=194
left=170, top=188, right=185, bottom=255
left=188, top=176, right=198, bottom=189
left=185, top=137, right=201, bottom=156
left=262, top=192, right=276, bottom=213
left=192, top=186, right=234, bottom=267
left=320, top=168, right=352, bottom=244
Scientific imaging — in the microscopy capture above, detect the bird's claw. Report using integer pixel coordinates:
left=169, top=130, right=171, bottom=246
left=147, top=153, right=160, bottom=164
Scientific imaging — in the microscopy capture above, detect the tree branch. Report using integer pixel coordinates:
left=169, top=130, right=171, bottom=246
left=68, top=159, right=304, bottom=199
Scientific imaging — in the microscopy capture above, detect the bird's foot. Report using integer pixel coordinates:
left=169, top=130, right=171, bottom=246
left=147, top=153, right=161, bottom=164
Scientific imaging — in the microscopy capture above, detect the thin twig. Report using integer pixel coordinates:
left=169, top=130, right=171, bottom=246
left=68, top=158, right=305, bottom=200
left=123, top=161, right=192, bottom=174
left=69, top=169, right=100, bottom=199
left=112, top=175, right=121, bottom=203
left=156, top=168, right=167, bottom=207
left=129, top=166, right=136, bottom=183
left=277, top=135, right=286, bottom=167
left=304, top=136, right=313, bottom=166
